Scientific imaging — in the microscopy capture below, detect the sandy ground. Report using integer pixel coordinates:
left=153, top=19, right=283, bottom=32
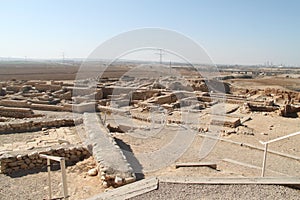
left=0, top=126, right=82, bottom=153
left=227, top=76, right=300, bottom=91
left=111, top=108, right=300, bottom=179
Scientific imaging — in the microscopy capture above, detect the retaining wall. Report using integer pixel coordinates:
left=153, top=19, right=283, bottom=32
left=0, top=145, right=90, bottom=174
left=0, top=106, right=37, bottom=118
left=0, top=118, right=82, bottom=134
left=6, top=86, right=21, bottom=93
left=35, top=84, right=62, bottom=92
left=0, top=100, right=30, bottom=108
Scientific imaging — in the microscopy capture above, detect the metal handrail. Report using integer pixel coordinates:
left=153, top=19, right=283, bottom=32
left=259, top=131, right=300, bottom=177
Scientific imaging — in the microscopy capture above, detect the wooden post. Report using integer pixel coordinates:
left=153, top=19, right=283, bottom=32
left=47, top=158, right=52, bottom=200
left=261, top=143, right=268, bottom=177
left=60, top=158, right=68, bottom=199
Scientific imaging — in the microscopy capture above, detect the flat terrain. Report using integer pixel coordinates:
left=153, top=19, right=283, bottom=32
left=130, top=183, right=300, bottom=200
left=228, top=76, right=300, bottom=91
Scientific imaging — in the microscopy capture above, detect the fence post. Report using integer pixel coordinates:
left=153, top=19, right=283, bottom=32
left=40, top=154, right=69, bottom=199
left=47, top=158, right=52, bottom=200
left=60, top=158, right=68, bottom=199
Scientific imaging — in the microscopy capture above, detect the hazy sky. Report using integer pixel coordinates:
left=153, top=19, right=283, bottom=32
left=1, top=0, right=299, bottom=65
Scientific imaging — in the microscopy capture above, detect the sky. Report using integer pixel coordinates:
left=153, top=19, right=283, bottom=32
left=0, top=0, right=300, bottom=66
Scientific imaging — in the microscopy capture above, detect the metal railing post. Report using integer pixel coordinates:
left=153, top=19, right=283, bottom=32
left=260, top=131, right=300, bottom=177
left=261, top=143, right=268, bottom=177
left=60, top=158, right=68, bottom=199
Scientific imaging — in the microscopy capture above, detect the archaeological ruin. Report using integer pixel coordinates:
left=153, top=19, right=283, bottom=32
left=0, top=63, right=299, bottom=199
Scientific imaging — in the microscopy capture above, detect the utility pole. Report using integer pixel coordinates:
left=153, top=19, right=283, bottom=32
left=155, top=48, right=165, bottom=64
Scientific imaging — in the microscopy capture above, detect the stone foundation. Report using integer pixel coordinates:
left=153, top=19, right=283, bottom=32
left=245, top=103, right=279, bottom=112
left=0, top=106, right=38, bottom=118
left=83, top=113, right=136, bottom=187
left=280, top=104, right=300, bottom=117
left=0, top=145, right=90, bottom=174
left=35, top=84, right=62, bottom=92
left=0, top=118, right=82, bottom=134
left=0, top=100, right=31, bottom=108
left=211, top=116, right=241, bottom=128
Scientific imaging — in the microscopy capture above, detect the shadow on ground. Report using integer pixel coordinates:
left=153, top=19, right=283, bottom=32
left=114, top=137, right=145, bottom=180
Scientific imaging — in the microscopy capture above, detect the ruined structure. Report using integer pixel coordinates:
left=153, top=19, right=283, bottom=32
left=0, top=64, right=299, bottom=197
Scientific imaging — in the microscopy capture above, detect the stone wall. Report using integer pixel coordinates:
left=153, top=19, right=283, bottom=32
left=131, top=90, right=158, bottom=100
left=101, top=86, right=138, bottom=99
left=6, top=85, right=21, bottom=93
left=264, top=88, right=299, bottom=100
left=30, top=104, right=65, bottom=111
left=83, top=113, right=136, bottom=187
left=206, top=80, right=231, bottom=93
left=280, top=104, right=300, bottom=117
left=0, top=87, right=6, bottom=96
left=35, top=84, right=62, bottom=92
left=26, top=81, right=47, bottom=86
left=0, top=100, right=75, bottom=112
left=0, top=106, right=37, bottom=118
left=197, top=96, right=213, bottom=102
left=246, top=103, right=279, bottom=112
left=0, top=99, right=31, bottom=108
left=0, top=145, right=90, bottom=174
left=98, top=105, right=129, bottom=115
left=102, top=87, right=114, bottom=99
left=154, top=94, right=177, bottom=105
left=59, top=91, right=72, bottom=101
left=211, top=116, right=241, bottom=128
left=70, top=87, right=102, bottom=98
left=73, top=102, right=97, bottom=113
left=0, top=118, right=82, bottom=134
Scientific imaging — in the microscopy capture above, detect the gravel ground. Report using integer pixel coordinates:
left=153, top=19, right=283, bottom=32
left=130, top=183, right=300, bottom=200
